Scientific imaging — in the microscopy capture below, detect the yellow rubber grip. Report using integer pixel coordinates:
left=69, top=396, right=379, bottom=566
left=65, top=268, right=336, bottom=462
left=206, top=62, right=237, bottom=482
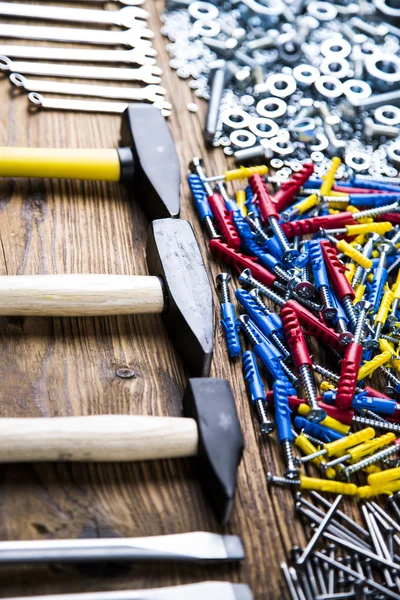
left=345, top=262, right=356, bottom=284
left=336, top=240, right=373, bottom=269
left=357, top=350, right=392, bottom=380
left=362, top=465, right=381, bottom=475
left=224, top=165, right=268, bottom=181
left=357, top=484, right=397, bottom=498
left=236, top=190, right=247, bottom=216
left=324, top=427, right=375, bottom=457
left=0, top=147, right=121, bottom=181
left=347, top=433, right=395, bottom=463
left=293, top=193, right=318, bottom=214
left=375, top=286, right=395, bottom=325
left=299, top=475, right=357, bottom=495
left=319, top=157, right=341, bottom=196
left=345, top=222, right=393, bottom=236
left=297, top=404, right=350, bottom=434
left=368, top=465, right=400, bottom=486
left=354, top=283, right=366, bottom=304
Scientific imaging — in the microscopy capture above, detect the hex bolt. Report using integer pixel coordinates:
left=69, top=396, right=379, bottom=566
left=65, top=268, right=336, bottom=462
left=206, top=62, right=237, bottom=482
left=364, top=117, right=400, bottom=139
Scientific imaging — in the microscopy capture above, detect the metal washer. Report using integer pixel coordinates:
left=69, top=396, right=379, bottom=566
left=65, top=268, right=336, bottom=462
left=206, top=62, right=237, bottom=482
left=256, top=98, right=287, bottom=119
left=248, top=118, right=279, bottom=139
left=222, top=108, right=252, bottom=130
left=375, top=105, right=400, bottom=126
left=314, top=76, right=343, bottom=98
left=230, top=129, right=257, bottom=148
left=266, top=73, right=297, bottom=99
left=188, top=1, right=219, bottom=21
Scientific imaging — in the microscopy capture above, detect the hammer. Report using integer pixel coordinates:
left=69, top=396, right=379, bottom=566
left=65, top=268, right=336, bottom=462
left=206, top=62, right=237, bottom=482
left=0, top=379, right=243, bottom=524
left=0, top=104, right=180, bottom=221
left=0, top=218, right=213, bottom=376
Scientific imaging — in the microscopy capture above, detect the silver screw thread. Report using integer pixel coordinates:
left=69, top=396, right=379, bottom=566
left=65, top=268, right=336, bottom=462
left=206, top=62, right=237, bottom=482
left=275, top=265, right=292, bottom=282
left=249, top=289, right=271, bottom=314
left=354, top=202, right=400, bottom=220
left=282, top=439, right=299, bottom=478
left=325, top=453, right=351, bottom=469
left=353, top=306, right=369, bottom=344
left=301, top=263, right=311, bottom=283
left=299, top=364, right=319, bottom=411
left=390, top=228, right=400, bottom=247
left=255, top=399, right=274, bottom=434
left=217, top=277, right=230, bottom=304
left=269, top=216, right=293, bottom=254
left=374, top=321, right=383, bottom=342
left=352, top=264, right=364, bottom=289
left=271, top=332, right=291, bottom=359
left=204, top=216, right=219, bottom=239
left=388, top=256, right=400, bottom=275
left=347, top=444, right=399, bottom=475
left=381, top=334, right=400, bottom=344
left=391, top=297, right=399, bottom=316
left=281, top=362, right=300, bottom=386
left=336, top=318, right=349, bottom=335
left=320, top=285, right=336, bottom=313
left=246, top=215, right=269, bottom=243
left=240, top=319, right=260, bottom=348
left=274, top=282, right=322, bottom=312
left=299, top=448, right=327, bottom=463
left=313, top=362, right=340, bottom=382
left=267, top=473, right=300, bottom=486
left=342, top=296, right=358, bottom=331
left=240, top=272, right=285, bottom=307
left=381, top=366, right=400, bottom=387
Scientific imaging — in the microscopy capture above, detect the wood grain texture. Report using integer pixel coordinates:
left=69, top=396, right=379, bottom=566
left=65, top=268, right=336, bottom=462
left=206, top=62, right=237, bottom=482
left=0, top=2, right=352, bottom=599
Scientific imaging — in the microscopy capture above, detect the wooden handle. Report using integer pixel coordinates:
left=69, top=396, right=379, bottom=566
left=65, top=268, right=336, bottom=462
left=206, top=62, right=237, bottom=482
left=0, top=416, right=198, bottom=462
left=0, top=275, right=164, bottom=316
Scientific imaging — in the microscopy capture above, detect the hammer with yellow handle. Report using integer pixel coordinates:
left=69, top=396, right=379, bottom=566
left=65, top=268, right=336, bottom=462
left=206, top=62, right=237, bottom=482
left=0, top=104, right=180, bottom=221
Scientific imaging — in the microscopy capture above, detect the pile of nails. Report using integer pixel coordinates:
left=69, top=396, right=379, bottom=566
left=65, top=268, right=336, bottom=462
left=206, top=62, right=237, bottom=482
left=282, top=491, right=400, bottom=600
left=188, top=154, right=400, bottom=501
left=162, top=0, right=400, bottom=174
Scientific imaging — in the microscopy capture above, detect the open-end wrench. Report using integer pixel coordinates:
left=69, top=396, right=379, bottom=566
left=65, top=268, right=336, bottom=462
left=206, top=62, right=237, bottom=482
left=28, top=92, right=173, bottom=116
left=0, top=44, right=157, bottom=65
left=12, top=75, right=168, bottom=103
left=0, top=3, right=149, bottom=29
left=3, top=58, right=162, bottom=84
left=0, top=24, right=154, bottom=46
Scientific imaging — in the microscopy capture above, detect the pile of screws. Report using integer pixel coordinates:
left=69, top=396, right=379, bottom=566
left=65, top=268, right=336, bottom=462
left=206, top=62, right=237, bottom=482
left=162, top=0, right=400, bottom=174
left=282, top=492, right=400, bottom=600
left=188, top=155, right=400, bottom=501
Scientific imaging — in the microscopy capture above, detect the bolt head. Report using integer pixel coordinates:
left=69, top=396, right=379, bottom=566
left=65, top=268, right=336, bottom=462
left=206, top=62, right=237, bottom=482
left=284, top=466, right=300, bottom=480
left=216, top=272, right=231, bottom=285
left=355, top=300, right=373, bottom=313
left=282, top=248, right=300, bottom=264
left=338, top=331, right=354, bottom=346
left=384, top=384, right=397, bottom=398
left=320, top=306, right=337, bottom=321
left=295, top=281, right=315, bottom=299
left=260, top=421, right=276, bottom=435
left=306, top=407, right=327, bottom=424
left=188, top=157, right=204, bottom=173
left=238, top=268, right=252, bottom=285
left=363, top=337, right=380, bottom=350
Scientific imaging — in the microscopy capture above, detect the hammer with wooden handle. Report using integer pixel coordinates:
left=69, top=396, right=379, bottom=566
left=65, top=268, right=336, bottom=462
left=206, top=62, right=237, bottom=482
left=0, top=218, right=213, bottom=377
left=0, top=379, right=244, bottom=524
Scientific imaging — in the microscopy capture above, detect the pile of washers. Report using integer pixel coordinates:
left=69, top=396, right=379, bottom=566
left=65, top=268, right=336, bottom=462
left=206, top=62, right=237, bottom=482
left=188, top=152, right=400, bottom=596
left=162, top=0, right=400, bottom=175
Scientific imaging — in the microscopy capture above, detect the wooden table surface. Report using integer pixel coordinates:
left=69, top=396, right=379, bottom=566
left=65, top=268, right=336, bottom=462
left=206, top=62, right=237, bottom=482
left=0, top=2, right=363, bottom=598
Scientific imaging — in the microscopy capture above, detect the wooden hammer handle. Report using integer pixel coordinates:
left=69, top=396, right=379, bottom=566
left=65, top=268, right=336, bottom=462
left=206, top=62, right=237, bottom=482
left=0, top=275, right=165, bottom=316
left=0, top=416, right=198, bottom=462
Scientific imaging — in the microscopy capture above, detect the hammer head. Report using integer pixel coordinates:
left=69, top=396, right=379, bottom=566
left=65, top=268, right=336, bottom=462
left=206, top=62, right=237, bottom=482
left=183, top=378, right=244, bottom=524
left=120, top=104, right=181, bottom=221
left=146, top=219, right=213, bottom=377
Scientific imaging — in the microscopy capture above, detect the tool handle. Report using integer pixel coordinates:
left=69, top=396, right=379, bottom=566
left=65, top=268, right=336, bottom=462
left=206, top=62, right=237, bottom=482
left=0, top=275, right=164, bottom=316
left=0, top=147, right=120, bottom=181
left=0, top=415, right=198, bottom=463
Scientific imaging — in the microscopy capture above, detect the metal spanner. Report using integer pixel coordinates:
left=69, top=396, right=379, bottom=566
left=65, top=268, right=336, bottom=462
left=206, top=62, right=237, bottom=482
left=2, top=57, right=162, bottom=84
left=0, top=45, right=157, bottom=66
left=0, top=24, right=154, bottom=46
left=12, top=74, right=168, bottom=104
left=0, top=3, right=149, bottom=29
left=28, top=93, right=172, bottom=117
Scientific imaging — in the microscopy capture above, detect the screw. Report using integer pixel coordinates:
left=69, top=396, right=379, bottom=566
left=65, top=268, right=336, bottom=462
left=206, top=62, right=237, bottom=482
left=239, top=269, right=286, bottom=307
left=364, top=117, right=400, bottom=139
left=299, top=364, right=326, bottom=423
left=216, top=272, right=231, bottom=303
left=204, top=64, right=230, bottom=144
left=343, top=442, right=400, bottom=480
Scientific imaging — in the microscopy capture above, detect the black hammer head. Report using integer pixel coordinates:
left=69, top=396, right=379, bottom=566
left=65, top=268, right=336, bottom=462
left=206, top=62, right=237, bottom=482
left=146, top=218, right=213, bottom=377
left=119, top=104, right=180, bottom=221
left=183, top=378, right=244, bottom=524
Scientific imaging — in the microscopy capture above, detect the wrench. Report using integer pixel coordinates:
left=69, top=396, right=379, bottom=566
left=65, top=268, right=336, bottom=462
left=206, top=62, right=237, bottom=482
left=0, top=45, right=157, bottom=65
left=0, top=3, right=149, bottom=29
left=28, top=93, right=172, bottom=116
left=2, top=58, right=162, bottom=84
left=0, top=24, right=154, bottom=46
left=12, top=74, right=167, bottom=103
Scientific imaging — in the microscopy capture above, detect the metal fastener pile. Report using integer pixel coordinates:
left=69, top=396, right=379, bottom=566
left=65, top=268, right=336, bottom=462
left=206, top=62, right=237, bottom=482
left=163, top=0, right=400, bottom=174
left=189, top=153, right=400, bottom=594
